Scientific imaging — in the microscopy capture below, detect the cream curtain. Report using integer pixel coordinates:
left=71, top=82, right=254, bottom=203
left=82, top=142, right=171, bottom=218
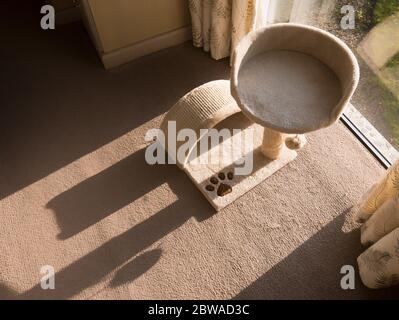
left=355, top=160, right=399, bottom=289
left=187, top=0, right=329, bottom=61
left=188, top=0, right=257, bottom=60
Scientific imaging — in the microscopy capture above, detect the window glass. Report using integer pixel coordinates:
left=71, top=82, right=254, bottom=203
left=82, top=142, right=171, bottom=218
left=296, top=0, right=399, bottom=158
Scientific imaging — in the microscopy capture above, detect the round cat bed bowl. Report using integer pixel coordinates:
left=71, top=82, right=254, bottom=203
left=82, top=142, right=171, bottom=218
left=231, top=23, right=359, bottom=158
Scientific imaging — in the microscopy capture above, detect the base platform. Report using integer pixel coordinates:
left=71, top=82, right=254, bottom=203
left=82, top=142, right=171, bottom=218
left=184, top=114, right=297, bottom=211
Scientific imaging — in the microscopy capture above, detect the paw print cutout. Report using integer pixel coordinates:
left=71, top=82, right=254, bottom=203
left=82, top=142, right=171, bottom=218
left=205, top=171, right=234, bottom=197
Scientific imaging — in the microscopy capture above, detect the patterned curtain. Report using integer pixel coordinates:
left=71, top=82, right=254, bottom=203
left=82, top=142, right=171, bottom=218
left=355, top=160, right=399, bottom=288
left=188, top=0, right=257, bottom=60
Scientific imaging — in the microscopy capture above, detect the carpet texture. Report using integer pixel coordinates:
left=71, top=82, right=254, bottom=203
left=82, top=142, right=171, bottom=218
left=1, top=1, right=398, bottom=299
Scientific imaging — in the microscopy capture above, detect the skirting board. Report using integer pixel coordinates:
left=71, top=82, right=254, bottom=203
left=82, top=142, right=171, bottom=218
left=101, top=26, right=192, bottom=69
left=56, top=5, right=82, bottom=26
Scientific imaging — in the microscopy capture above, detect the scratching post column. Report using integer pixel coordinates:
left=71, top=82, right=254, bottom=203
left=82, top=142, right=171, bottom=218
left=261, top=127, right=284, bottom=160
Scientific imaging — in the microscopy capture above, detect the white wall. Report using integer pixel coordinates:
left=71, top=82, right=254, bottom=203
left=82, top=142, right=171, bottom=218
left=82, top=0, right=190, bottom=54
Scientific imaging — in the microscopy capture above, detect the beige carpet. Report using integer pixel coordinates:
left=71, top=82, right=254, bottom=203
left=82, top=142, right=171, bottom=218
left=1, top=1, right=399, bottom=300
